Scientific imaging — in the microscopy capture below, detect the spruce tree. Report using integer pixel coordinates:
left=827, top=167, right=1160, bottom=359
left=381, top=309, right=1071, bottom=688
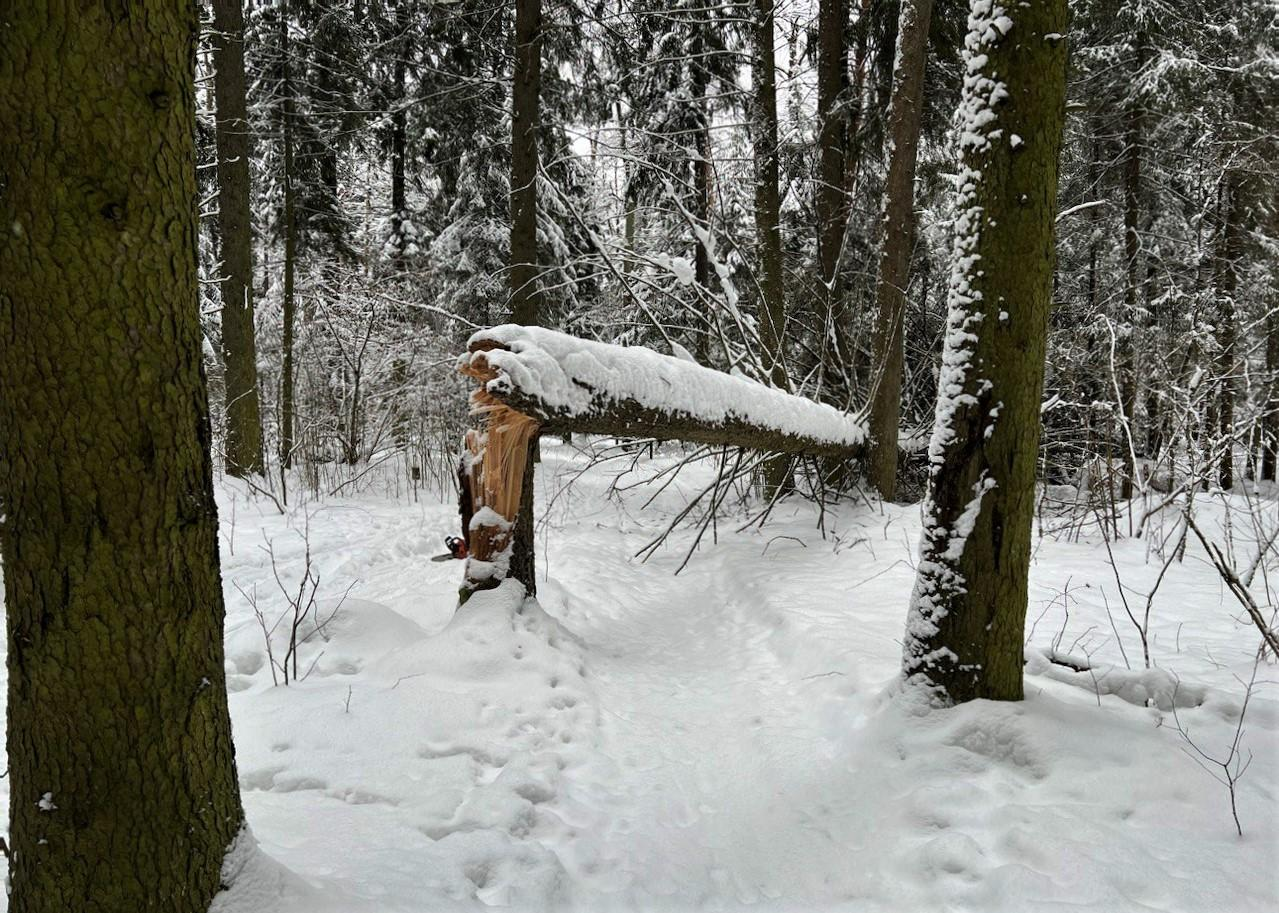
left=866, top=0, right=936, bottom=498
left=212, top=0, right=266, bottom=477
left=902, top=0, right=1069, bottom=703
left=0, top=1, right=245, bottom=909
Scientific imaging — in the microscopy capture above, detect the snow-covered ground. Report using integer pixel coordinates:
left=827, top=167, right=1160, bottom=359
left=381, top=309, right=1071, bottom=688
left=4, top=442, right=1278, bottom=911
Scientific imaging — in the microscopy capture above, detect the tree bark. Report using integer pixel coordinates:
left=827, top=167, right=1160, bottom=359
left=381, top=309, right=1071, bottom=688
left=831, top=0, right=874, bottom=392
left=390, top=0, right=409, bottom=262
left=844, top=0, right=874, bottom=208
left=212, top=0, right=265, bottom=477
left=1264, top=296, right=1278, bottom=482
left=694, top=115, right=714, bottom=363
left=901, top=0, right=1069, bottom=704
left=865, top=0, right=934, bottom=498
left=481, top=383, right=867, bottom=460
left=509, top=0, right=542, bottom=326
left=1215, top=172, right=1242, bottom=490
left=1117, top=31, right=1147, bottom=499
left=280, top=5, right=298, bottom=469
left=0, top=3, right=246, bottom=909
left=816, top=0, right=850, bottom=384
left=1264, top=196, right=1279, bottom=482
left=816, top=0, right=849, bottom=294
left=508, top=0, right=543, bottom=595
left=464, top=336, right=869, bottom=460
left=752, top=0, right=792, bottom=495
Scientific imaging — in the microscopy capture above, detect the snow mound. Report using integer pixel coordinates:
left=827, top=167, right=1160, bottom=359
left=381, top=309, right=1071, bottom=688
left=1026, top=647, right=1209, bottom=710
left=226, top=580, right=603, bottom=910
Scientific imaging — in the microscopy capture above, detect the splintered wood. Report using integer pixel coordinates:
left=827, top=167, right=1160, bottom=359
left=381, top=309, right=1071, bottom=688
left=458, top=340, right=540, bottom=596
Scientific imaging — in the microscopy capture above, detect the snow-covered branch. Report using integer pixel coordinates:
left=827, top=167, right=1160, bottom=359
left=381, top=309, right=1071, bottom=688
left=459, top=325, right=868, bottom=459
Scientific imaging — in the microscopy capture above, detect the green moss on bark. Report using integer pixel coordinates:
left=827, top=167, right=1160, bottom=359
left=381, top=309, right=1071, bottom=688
left=902, top=0, right=1069, bottom=704
left=0, top=3, right=245, bottom=909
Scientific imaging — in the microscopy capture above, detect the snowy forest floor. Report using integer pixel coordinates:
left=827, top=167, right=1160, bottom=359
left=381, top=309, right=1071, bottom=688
left=4, top=442, right=1278, bottom=911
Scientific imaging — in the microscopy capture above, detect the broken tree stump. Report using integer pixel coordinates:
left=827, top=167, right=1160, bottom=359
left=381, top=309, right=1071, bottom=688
left=457, top=341, right=541, bottom=600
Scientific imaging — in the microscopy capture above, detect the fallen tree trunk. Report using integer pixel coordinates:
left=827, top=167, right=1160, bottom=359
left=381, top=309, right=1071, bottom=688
left=460, top=325, right=869, bottom=461
left=454, top=325, right=872, bottom=597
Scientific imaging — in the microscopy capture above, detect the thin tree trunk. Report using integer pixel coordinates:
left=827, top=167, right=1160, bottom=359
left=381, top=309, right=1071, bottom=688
left=1264, top=198, right=1279, bottom=482
left=1118, top=31, right=1147, bottom=499
left=617, top=101, right=638, bottom=277
left=690, top=42, right=714, bottom=361
left=509, top=0, right=542, bottom=326
left=752, top=0, right=791, bottom=495
left=831, top=0, right=874, bottom=393
left=315, top=54, right=340, bottom=250
left=1264, top=297, right=1279, bottom=482
left=694, top=114, right=714, bottom=363
left=1087, top=131, right=1102, bottom=314
left=693, top=117, right=713, bottom=292
left=1216, top=173, right=1242, bottom=490
left=865, top=0, right=934, bottom=498
left=280, top=6, right=298, bottom=470
left=0, top=3, right=246, bottom=908
left=1142, top=230, right=1162, bottom=456
left=902, top=0, right=1069, bottom=704
left=816, top=0, right=849, bottom=367
left=213, top=0, right=265, bottom=477
left=508, top=0, right=543, bottom=595
left=844, top=0, right=874, bottom=204
left=390, top=1, right=409, bottom=262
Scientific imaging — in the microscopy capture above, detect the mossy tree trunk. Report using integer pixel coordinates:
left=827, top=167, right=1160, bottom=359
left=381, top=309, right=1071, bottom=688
left=213, top=0, right=265, bottom=478
left=508, top=0, right=544, bottom=595
left=752, top=0, right=793, bottom=497
left=901, top=0, right=1069, bottom=704
left=865, top=0, right=934, bottom=499
left=0, top=2, right=246, bottom=909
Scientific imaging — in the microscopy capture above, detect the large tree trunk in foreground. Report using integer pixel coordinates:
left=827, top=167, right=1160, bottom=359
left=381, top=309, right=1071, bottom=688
left=508, top=0, right=543, bottom=595
left=902, top=0, right=1068, bottom=704
left=865, top=0, right=934, bottom=499
left=0, top=3, right=246, bottom=909
left=213, top=0, right=265, bottom=478
left=752, top=0, right=792, bottom=496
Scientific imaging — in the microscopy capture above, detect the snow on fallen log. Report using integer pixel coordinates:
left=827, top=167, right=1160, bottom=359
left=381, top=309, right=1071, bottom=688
left=459, top=325, right=868, bottom=459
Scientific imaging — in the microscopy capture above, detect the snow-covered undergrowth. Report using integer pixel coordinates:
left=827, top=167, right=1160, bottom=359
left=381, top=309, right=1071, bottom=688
left=1, top=443, right=1275, bottom=911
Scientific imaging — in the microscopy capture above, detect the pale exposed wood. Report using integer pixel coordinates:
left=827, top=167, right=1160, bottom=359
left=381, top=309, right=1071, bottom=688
left=458, top=347, right=541, bottom=596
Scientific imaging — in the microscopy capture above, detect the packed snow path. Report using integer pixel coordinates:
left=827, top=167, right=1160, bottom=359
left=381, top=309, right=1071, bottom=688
left=4, top=443, right=1273, bottom=912
left=547, top=537, right=861, bottom=906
